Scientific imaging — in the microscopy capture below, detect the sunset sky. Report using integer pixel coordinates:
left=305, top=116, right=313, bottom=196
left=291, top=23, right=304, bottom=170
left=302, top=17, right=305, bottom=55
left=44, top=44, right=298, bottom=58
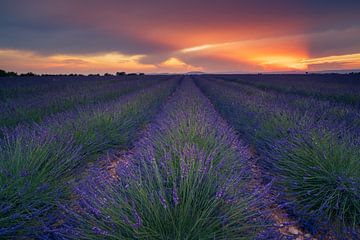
left=1, top=0, right=360, bottom=74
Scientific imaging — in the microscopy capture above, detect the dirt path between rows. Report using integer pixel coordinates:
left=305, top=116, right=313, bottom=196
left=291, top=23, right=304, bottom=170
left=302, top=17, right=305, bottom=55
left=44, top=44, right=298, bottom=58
left=247, top=146, right=317, bottom=240
left=246, top=144, right=341, bottom=240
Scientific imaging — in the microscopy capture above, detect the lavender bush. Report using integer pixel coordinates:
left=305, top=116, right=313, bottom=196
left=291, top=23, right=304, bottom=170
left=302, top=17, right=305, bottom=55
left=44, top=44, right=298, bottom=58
left=0, top=75, right=163, bottom=102
left=195, top=76, right=360, bottom=238
left=63, top=79, right=267, bottom=239
left=0, top=75, right=170, bottom=129
left=0, top=78, right=178, bottom=238
left=217, top=73, right=360, bottom=107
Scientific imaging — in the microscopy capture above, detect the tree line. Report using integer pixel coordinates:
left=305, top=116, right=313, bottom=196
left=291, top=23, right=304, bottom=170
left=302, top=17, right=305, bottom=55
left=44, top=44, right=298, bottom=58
left=0, top=69, right=145, bottom=77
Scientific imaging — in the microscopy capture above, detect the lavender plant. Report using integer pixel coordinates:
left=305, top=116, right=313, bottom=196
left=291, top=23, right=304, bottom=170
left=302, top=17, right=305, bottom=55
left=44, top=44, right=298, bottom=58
left=0, top=76, right=169, bottom=129
left=0, top=129, right=82, bottom=237
left=63, top=79, right=267, bottom=239
left=0, top=75, right=159, bottom=102
left=195, top=76, right=360, bottom=238
left=0, top=78, right=178, bottom=238
left=218, top=74, right=360, bottom=107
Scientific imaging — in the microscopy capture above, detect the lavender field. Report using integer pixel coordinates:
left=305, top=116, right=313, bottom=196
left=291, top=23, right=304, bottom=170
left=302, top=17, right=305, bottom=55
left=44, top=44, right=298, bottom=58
left=1, top=75, right=359, bottom=239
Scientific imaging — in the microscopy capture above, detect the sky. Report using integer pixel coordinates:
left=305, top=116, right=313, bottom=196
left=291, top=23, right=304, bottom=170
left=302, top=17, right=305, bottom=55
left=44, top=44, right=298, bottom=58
left=1, top=0, right=360, bottom=74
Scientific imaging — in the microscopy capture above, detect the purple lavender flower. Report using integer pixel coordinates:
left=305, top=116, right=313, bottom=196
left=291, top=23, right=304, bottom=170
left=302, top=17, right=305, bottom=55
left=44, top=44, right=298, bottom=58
left=158, top=191, right=168, bottom=209
left=172, top=184, right=179, bottom=206
left=132, top=208, right=142, bottom=229
left=92, top=226, right=109, bottom=236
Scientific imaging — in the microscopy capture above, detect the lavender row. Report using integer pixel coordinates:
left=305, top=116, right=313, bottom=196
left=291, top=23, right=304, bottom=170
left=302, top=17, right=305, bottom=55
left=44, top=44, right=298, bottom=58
left=0, top=76, right=83, bottom=101
left=60, top=78, right=270, bottom=239
left=0, top=78, right=179, bottom=238
left=0, top=75, right=170, bottom=129
left=195, top=76, right=360, bottom=238
left=207, top=76, right=360, bottom=137
left=217, top=74, right=360, bottom=107
left=0, top=75, right=161, bottom=102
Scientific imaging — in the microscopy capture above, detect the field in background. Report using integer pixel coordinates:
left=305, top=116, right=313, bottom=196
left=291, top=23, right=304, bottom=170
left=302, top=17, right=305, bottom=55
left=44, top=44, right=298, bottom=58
left=0, top=74, right=359, bottom=239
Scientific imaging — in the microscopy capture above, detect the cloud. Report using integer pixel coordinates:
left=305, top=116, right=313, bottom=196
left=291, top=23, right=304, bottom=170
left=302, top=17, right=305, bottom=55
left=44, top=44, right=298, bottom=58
left=1, top=0, right=359, bottom=53
left=307, top=28, right=360, bottom=57
left=302, top=53, right=360, bottom=71
left=180, top=55, right=260, bottom=73
left=0, top=0, right=359, bottom=72
left=158, top=57, right=203, bottom=73
left=0, top=49, right=156, bottom=73
left=0, top=49, right=206, bottom=74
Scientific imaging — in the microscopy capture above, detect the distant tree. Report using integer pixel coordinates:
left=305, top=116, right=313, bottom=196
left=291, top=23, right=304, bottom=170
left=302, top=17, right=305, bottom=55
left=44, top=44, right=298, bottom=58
left=104, top=73, right=113, bottom=76
left=0, top=69, right=18, bottom=77
left=0, top=69, right=7, bottom=76
left=116, top=71, right=126, bottom=76
left=127, top=73, right=137, bottom=76
left=20, top=72, right=37, bottom=77
left=7, top=71, right=18, bottom=76
left=139, top=73, right=145, bottom=75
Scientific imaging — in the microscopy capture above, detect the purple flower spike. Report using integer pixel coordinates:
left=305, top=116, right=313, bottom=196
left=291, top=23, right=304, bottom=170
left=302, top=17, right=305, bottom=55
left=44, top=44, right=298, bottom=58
left=172, top=184, right=180, bottom=206
left=158, top=191, right=168, bottom=209
left=92, top=226, right=109, bottom=236
left=132, top=208, right=142, bottom=229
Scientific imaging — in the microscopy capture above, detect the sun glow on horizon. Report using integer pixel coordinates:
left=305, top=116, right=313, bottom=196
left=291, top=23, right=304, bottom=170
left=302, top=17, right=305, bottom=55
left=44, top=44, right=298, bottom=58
left=0, top=49, right=158, bottom=74
left=1, top=46, right=360, bottom=74
left=179, top=37, right=360, bottom=71
left=254, top=56, right=308, bottom=70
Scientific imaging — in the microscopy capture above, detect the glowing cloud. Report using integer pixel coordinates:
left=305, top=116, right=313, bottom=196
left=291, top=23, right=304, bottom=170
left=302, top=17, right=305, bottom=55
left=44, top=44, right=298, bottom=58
left=301, top=53, right=360, bottom=65
left=179, top=36, right=309, bottom=71
left=182, top=44, right=221, bottom=53
left=158, top=57, right=203, bottom=72
left=0, top=49, right=156, bottom=74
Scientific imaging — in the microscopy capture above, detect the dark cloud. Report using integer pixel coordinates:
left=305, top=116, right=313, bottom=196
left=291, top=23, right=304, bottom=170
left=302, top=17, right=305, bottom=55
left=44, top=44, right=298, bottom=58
left=0, top=0, right=175, bottom=55
left=1, top=0, right=359, bottom=55
left=0, top=24, right=173, bottom=55
left=180, top=54, right=260, bottom=73
left=307, top=28, right=360, bottom=57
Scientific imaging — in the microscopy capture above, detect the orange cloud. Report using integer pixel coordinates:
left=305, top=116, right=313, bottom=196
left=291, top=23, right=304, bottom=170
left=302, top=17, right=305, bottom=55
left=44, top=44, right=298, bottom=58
left=301, top=53, right=360, bottom=65
left=304, top=53, right=360, bottom=71
left=178, top=34, right=360, bottom=72
left=158, top=57, right=203, bottom=72
left=0, top=49, right=156, bottom=74
left=179, top=35, right=309, bottom=71
left=1, top=46, right=359, bottom=74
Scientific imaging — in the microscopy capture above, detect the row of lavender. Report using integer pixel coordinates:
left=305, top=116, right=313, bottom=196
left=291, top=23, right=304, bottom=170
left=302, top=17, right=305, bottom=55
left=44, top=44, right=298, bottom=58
left=0, top=75, right=170, bottom=129
left=0, top=75, right=152, bottom=102
left=0, top=78, right=179, bottom=238
left=215, top=74, right=360, bottom=107
left=194, top=76, right=360, bottom=238
left=0, top=76, right=83, bottom=101
left=58, top=79, right=271, bottom=239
